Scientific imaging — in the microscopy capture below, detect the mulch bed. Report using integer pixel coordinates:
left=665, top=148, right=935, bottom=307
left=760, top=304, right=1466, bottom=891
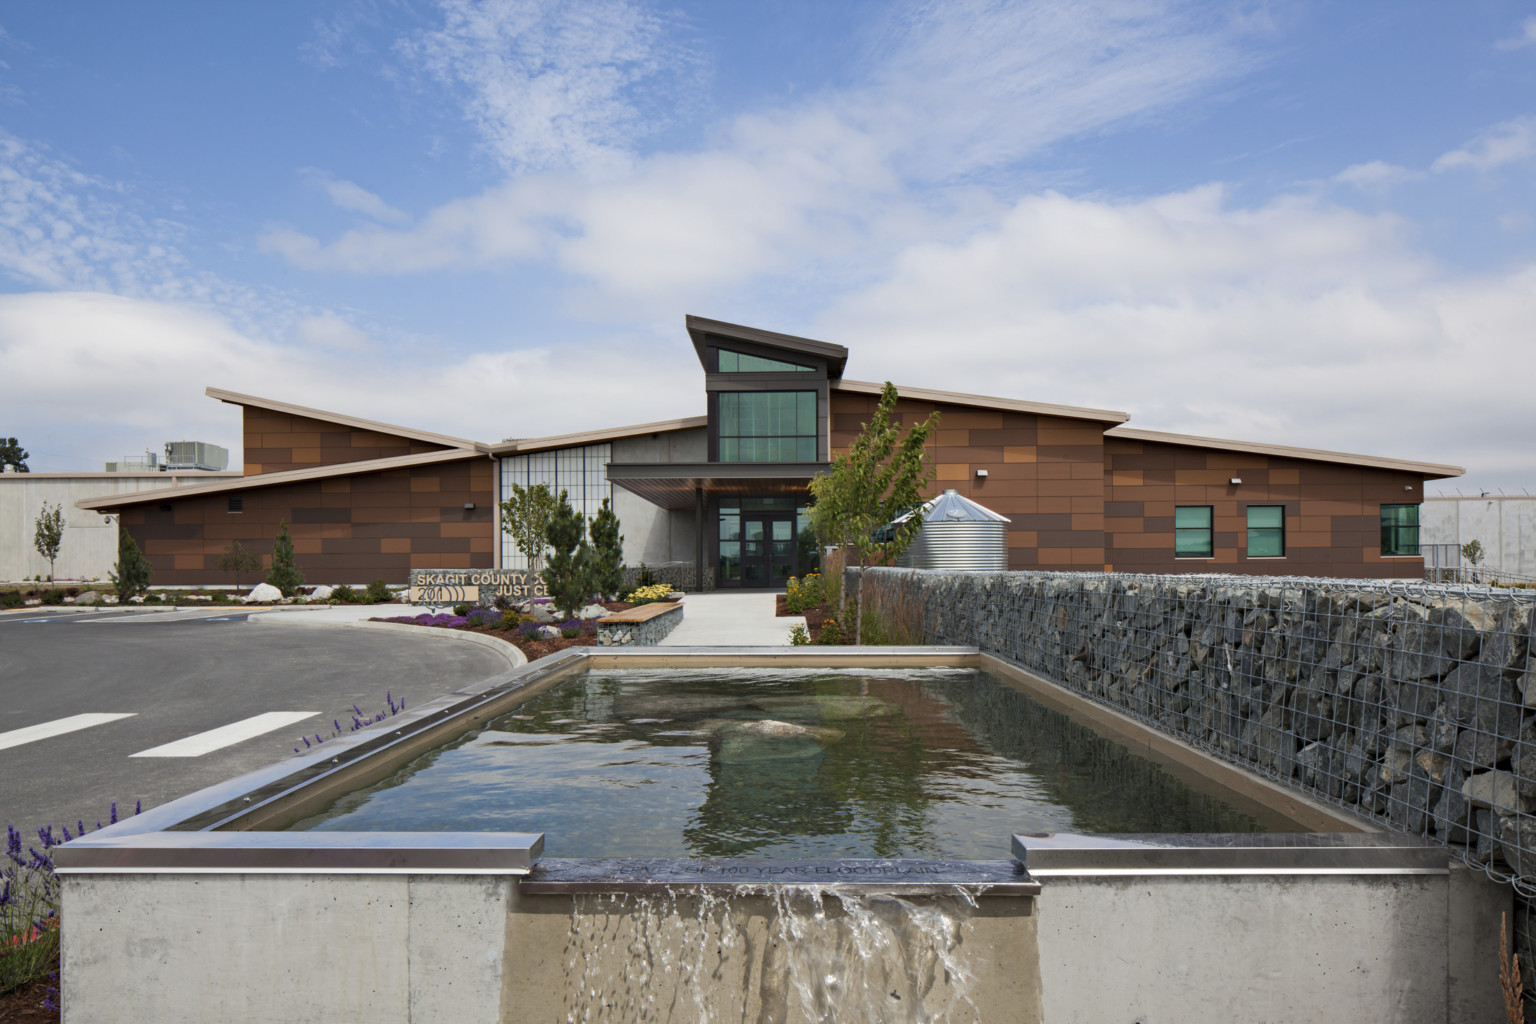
left=0, top=960, right=58, bottom=1023
left=408, top=601, right=638, bottom=663
left=775, top=593, right=828, bottom=641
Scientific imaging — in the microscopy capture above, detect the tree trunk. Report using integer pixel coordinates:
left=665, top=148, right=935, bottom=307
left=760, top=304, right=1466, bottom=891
left=854, top=559, right=865, bottom=645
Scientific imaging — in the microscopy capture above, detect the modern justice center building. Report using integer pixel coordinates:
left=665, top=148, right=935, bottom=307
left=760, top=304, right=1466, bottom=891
left=79, top=316, right=1462, bottom=588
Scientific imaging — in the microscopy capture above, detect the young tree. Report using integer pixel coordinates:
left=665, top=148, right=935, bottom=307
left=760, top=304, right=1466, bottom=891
left=108, top=530, right=152, bottom=600
left=807, top=381, right=940, bottom=644
left=499, top=483, right=558, bottom=575
left=587, top=498, right=624, bottom=600
left=33, top=501, right=64, bottom=580
left=265, top=520, right=305, bottom=597
left=0, top=437, right=28, bottom=473
left=218, top=540, right=261, bottom=588
left=541, top=490, right=593, bottom=618
left=1461, top=539, right=1485, bottom=567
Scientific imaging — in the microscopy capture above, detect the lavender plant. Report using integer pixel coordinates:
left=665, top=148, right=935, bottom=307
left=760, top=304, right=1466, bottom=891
left=293, top=692, right=405, bottom=753
left=2, top=801, right=141, bottom=1000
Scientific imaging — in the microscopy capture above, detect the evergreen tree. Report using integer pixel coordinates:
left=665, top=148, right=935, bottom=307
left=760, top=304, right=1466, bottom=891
left=33, top=501, right=64, bottom=580
left=587, top=498, right=624, bottom=599
left=108, top=530, right=153, bottom=600
left=541, top=490, right=592, bottom=618
left=265, top=520, right=305, bottom=596
left=808, top=381, right=939, bottom=644
left=217, top=540, right=261, bottom=588
left=0, top=437, right=28, bottom=473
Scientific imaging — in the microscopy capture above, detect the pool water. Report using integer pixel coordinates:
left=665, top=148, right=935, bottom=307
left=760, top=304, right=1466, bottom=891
left=293, top=668, right=1267, bottom=858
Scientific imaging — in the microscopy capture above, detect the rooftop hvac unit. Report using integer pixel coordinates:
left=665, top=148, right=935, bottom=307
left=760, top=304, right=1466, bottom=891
left=890, top=489, right=1011, bottom=570
left=163, top=441, right=229, bottom=472
left=104, top=451, right=159, bottom=473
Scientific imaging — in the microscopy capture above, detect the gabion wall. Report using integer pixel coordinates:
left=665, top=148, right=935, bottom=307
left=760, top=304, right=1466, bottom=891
left=621, top=561, right=714, bottom=593
left=853, top=567, right=1536, bottom=989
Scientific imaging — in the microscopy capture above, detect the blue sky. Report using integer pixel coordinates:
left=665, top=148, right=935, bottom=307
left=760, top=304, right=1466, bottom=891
left=0, top=1, right=1532, bottom=494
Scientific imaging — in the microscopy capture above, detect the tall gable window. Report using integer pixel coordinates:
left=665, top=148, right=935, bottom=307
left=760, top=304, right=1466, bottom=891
left=718, top=392, right=817, bottom=462
left=714, top=348, right=815, bottom=373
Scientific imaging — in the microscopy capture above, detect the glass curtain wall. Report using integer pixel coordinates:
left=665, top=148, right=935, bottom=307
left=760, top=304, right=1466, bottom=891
left=717, top=392, right=817, bottom=462
left=499, top=444, right=612, bottom=569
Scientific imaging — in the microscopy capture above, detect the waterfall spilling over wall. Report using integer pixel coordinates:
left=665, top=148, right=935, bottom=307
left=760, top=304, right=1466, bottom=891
left=852, top=566, right=1536, bottom=989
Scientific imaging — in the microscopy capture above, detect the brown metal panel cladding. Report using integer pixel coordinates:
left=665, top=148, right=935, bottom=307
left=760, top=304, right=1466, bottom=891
left=1037, top=530, right=1103, bottom=548
left=411, top=552, right=476, bottom=569
left=1006, top=531, right=1039, bottom=547
left=291, top=507, right=351, bottom=524
left=1037, top=444, right=1101, bottom=464
left=381, top=538, right=411, bottom=554
left=1104, top=501, right=1144, bottom=518
left=1015, top=513, right=1073, bottom=531
left=320, top=538, right=388, bottom=555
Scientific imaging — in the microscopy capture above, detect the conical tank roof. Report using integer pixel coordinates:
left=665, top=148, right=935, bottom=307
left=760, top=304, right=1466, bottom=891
left=892, top=489, right=1011, bottom=525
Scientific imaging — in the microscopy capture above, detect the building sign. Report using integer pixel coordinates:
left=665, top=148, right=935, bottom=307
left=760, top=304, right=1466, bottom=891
left=408, top=569, right=548, bottom=606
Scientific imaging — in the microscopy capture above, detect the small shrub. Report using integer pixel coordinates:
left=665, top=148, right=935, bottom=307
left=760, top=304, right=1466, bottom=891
left=331, top=584, right=359, bottom=604
left=493, top=593, right=516, bottom=612
left=0, top=591, right=22, bottom=609
left=625, top=583, right=673, bottom=605
left=558, top=619, right=589, bottom=639
left=141, top=593, right=163, bottom=605
left=499, top=609, right=526, bottom=630
left=65, top=587, right=79, bottom=598
left=788, top=623, right=811, bottom=645
left=210, top=591, right=229, bottom=604
left=816, top=616, right=846, bottom=645
left=364, top=579, right=391, bottom=604
left=265, top=520, right=304, bottom=597
left=514, top=620, right=545, bottom=644
left=452, top=603, right=472, bottom=617
left=109, top=531, right=153, bottom=600
left=785, top=572, right=823, bottom=614
left=39, top=588, right=65, bottom=606
left=636, top=562, right=658, bottom=588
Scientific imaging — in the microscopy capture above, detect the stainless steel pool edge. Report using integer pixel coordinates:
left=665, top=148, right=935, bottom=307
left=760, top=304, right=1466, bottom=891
left=1012, top=832, right=1448, bottom=876
left=54, top=831, right=544, bottom=875
left=517, top=857, right=1040, bottom=896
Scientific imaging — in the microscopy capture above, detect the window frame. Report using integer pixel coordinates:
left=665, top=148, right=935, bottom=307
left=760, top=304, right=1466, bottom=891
left=1174, top=505, right=1215, bottom=559
left=1380, top=503, right=1420, bottom=557
left=715, top=390, right=819, bottom=463
left=1245, top=504, right=1285, bottom=558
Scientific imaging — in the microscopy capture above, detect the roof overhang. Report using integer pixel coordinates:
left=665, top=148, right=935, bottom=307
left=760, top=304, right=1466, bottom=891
left=205, top=387, right=485, bottom=452
left=831, top=379, right=1130, bottom=425
left=1105, top=426, right=1465, bottom=479
left=490, top=416, right=707, bottom=456
left=686, top=315, right=848, bottom=378
left=607, top=461, right=826, bottom=511
left=75, top=448, right=487, bottom=512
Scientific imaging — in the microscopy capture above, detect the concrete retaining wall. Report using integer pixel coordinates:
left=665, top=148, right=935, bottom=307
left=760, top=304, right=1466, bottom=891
left=62, top=863, right=1499, bottom=1023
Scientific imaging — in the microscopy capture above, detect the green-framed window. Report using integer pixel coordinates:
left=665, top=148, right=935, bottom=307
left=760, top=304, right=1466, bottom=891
left=713, top=348, right=815, bottom=373
left=1381, top=504, right=1420, bottom=556
left=1174, top=506, right=1214, bottom=558
left=717, top=391, right=817, bottom=462
left=1246, top=505, right=1285, bottom=557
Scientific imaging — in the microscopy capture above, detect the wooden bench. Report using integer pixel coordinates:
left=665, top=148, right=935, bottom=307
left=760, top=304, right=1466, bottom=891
left=596, top=600, right=684, bottom=646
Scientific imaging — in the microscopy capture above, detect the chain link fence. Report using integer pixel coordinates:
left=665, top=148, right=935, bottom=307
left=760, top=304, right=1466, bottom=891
left=853, top=566, right=1536, bottom=1000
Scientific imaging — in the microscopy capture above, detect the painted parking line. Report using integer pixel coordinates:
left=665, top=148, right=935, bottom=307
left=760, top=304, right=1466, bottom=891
left=129, top=711, right=320, bottom=758
left=0, top=713, right=138, bottom=752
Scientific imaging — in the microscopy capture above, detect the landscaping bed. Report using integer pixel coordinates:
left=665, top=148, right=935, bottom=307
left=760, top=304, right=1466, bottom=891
left=376, top=600, right=636, bottom=663
left=0, top=960, right=57, bottom=1023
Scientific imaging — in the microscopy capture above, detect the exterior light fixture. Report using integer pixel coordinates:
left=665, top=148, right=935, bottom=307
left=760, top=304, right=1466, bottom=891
left=1229, top=477, right=1242, bottom=485
left=1404, top=486, right=1412, bottom=491
left=463, top=502, right=476, bottom=510
left=975, top=469, right=988, bottom=478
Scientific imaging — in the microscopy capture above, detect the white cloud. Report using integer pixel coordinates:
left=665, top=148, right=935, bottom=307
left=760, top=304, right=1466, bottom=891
left=1333, top=160, right=1421, bottom=190
left=0, top=291, right=700, bottom=470
left=1495, top=16, right=1536, bottom=51
left=294, top=313, right=372, bottom=351
left=1432, top=116, right=1536, bottom=172
left=301, top=169, right=408, bottom=223
left=814, top=186, right=1536, bottom=487
left=266, top=0, right=1267, bottom=308
left=397, top=0, right=701, bottom=175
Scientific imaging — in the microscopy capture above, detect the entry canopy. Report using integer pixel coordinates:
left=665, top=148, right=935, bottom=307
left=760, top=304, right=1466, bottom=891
left=607, top=461, right=826, bottom=511
left=889, top=489, right=1012, bottom=527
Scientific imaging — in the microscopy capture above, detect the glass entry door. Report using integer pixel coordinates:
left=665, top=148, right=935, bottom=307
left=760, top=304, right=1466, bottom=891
left=741, top=517, right=796, bottom=586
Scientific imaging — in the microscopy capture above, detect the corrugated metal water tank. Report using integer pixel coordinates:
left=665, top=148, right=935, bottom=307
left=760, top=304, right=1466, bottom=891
left=894, top=489, right=1011, bottom=569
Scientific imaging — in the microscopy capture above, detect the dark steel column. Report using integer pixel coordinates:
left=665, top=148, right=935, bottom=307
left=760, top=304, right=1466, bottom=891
left=694, top=486, right=705, bottom=590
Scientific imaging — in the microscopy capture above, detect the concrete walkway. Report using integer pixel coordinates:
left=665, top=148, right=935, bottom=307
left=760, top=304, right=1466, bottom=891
left=660, top=591, right=803, bottom=646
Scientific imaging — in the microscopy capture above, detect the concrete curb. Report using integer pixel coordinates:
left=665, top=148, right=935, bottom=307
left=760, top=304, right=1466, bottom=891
left=249, top=612, right=528, bottom=673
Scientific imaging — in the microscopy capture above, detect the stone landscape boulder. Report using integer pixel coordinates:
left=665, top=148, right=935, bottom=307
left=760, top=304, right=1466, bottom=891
left=245, top=583, right=282, bottom=603
left=309, top=585, right=334, bottom=601
left=73, top=591, right=99, bottom=605
left=577, top=603, right=609, bottom=620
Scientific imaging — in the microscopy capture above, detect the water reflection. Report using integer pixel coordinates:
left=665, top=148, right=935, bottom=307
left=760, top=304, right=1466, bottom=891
left=294, top=668, right=1265, bottom=856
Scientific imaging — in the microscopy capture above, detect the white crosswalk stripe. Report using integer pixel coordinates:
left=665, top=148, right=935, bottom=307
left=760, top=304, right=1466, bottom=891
left=129, top=711, right=320, bottom=758
left=0, top=713, right=137, bottom=752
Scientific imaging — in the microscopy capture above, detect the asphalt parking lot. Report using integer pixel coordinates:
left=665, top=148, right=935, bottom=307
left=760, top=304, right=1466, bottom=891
left=0, top=608, right=511, bottom=836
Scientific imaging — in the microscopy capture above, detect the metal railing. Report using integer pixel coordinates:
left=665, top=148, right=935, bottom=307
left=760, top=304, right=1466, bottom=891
left=855, top=566, right=1536, bottom=1000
